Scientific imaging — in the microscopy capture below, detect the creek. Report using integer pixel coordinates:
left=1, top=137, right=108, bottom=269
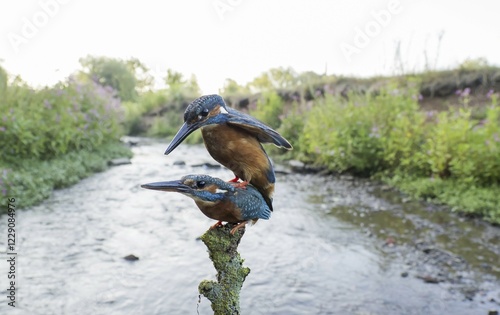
left=0, top=138, right=498, bottom=315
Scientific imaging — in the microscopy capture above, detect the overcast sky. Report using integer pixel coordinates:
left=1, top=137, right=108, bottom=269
left=0, top=0, right=499, bottom=93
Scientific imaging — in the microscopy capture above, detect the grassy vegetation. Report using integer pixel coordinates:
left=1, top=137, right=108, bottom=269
left=122, top=90, right=186, bottom=137
left=251, top=92, right=284, bottom=130
left=0, top=142, right=132, bottom=211
left=0, top=76, right=124, bottom=162
left=0, top=65, right=131, bottom=211
left=122, top=69, right=201, bottom=137
left=253, top=85, right=500, bottom=224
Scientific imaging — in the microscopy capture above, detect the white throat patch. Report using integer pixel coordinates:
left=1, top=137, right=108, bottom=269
left=219, top=106, right=228, bottom=114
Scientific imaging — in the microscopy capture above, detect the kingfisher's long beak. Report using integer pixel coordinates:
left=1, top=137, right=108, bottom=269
left=141, top=180, right=192, bottom=193
left=164, top=122, right=201, bottom=155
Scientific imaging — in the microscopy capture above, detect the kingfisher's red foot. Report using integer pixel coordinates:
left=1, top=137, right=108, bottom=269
left=228, top=176, right=240, bottom=183
left=230, top=221, right=248, bottom=235
left=231, top=180, right=249, bottom=190
left=210, top=221, right=224, bottom=230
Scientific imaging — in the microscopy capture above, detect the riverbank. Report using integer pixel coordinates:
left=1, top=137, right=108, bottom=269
left=285, top=91, right=500, bottom=224
left=260, top=84, right=500, bottom=225
left=0, top=65, right=129, bottom=211
left=0, top=141, right=132, bottom=211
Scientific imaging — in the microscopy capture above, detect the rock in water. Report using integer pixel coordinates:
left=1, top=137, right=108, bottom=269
left=108, top=158, right=132, bottom=166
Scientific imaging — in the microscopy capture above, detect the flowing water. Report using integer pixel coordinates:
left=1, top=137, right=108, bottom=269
left=0, top=139, right=499, bottom=315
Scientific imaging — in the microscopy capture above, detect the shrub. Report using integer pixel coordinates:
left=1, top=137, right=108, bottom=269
left=475, top=103, right=500, bottom=184
left=276, top=103, right=305, bottom=156
left=301, top=94, right=377, bottom=174
left=147, top=113, right=183, bottom=137
left=139, top=90, right=169, bottom=113
left=251, top=91, right=284, bottom=129
left=416, top=103, right=500, bottom=185
left=122, top=90, right=171, bottom=135
left=378, top=91, right=426, bottom=175
left=123, top=101, right=144, bottom=135
left=0, top=77, right=124, bottom=163
left=300, top=87, right=423, bottom=175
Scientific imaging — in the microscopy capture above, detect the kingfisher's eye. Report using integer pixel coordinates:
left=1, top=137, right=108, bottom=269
left=197, top=108, right=209, bottom=121
left=196, top=181, right=206, bottom=188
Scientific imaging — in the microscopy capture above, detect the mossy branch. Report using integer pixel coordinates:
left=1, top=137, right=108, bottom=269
left=198, top=223, right=250, bottom=315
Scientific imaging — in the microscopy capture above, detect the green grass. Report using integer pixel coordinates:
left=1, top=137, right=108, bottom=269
left=0, top=141, right=132, bottom=212
left=386, top=174, right=500, bottom=223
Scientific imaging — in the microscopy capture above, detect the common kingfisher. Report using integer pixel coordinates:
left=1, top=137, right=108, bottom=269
left=141, top=174, right=272, bottom=234
left=164, top=94, right=292, bottom=211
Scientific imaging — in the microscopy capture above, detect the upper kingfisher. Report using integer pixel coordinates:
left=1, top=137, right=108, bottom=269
left=141, top=174, right=272, bottom=234
left=164, top=94, right=292, bottom=211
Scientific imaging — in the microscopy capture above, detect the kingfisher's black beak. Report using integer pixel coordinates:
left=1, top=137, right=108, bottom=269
left=141, top=180, right=192, bottom=193
left=164, top=122, right=202, bottom=155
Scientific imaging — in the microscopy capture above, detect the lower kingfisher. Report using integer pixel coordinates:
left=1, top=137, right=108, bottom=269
left=164, top=94, right=292, bottom=211
left=141, top=174, right=271, bottom=234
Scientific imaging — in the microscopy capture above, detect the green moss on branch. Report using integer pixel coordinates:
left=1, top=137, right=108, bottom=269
left=198, top=224, right=250, bottom=315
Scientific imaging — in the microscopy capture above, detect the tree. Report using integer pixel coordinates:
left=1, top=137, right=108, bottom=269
left=0, top=65, right=7, bottom=95
left=268, top=67, right=297, bottom=89
left=219, top=78, right=250, bottom=96
left=247, top=72, right=274, bottom=92
left=79, top=56, right=145, bottom=102
left=297, top=71, right=326, bottom=87
left=126, top=58, right=154, bottom=92
left=164, top=69, right=184, bottom=89
left=164, top=69, right=201, bottom=100
left=247, top=67, right=298, bottom=92
left=458, top=57, right=490, bottom=71
left=186, top=74, right=201, bottom=96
